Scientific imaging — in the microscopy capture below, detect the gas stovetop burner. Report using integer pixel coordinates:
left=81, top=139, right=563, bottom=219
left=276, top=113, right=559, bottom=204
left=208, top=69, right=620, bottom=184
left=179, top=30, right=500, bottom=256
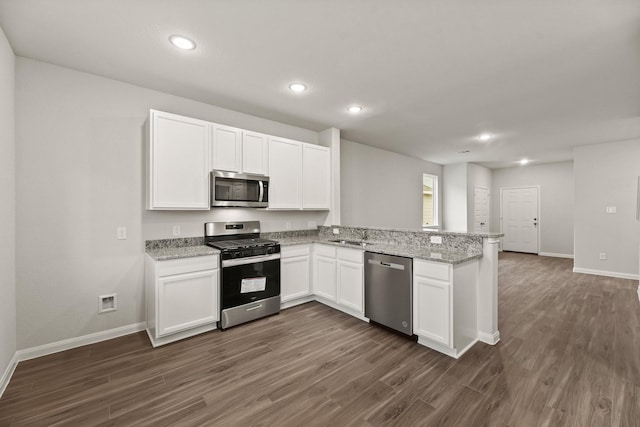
left=204, top=221, right=280, bottom=260
left=209, top=238, right=278, bottom=251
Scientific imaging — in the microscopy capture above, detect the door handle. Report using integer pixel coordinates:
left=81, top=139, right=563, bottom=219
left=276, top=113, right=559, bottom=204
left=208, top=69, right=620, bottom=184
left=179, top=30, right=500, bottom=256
left=258, top=181, right=264, bottom=202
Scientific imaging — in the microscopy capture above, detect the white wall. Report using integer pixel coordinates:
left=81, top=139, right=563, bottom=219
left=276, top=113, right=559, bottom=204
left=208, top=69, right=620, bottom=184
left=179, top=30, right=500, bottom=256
left=491, top=161, right=574, bottom=257
left=0, top=25, right=16, bottom=388
left=442, top=163, right=467, bottom=232
left=340, top=139, right=442, bottom=229
left=15, top=57, right=328, bottom=350
left=574, top=140, right=640, bottom=278
left=466, top=163, right=492, bottom=232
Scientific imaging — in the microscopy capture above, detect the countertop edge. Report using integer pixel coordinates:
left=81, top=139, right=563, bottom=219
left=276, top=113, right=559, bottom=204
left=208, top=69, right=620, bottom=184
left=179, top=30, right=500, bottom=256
left=278, top=237, right=482, bottom=265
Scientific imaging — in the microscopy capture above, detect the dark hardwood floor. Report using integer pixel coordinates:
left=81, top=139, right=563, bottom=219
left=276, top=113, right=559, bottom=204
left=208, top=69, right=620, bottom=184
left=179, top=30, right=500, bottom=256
left=1, top=252, right=639, bottom=426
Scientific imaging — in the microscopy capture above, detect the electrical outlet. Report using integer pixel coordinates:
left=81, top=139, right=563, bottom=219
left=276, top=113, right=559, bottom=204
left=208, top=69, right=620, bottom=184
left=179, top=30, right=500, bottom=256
left=430, top=236, right=443, bottom=244
left=285, top=221, right=292, bottom=230
left=99, top=294, right=117, bottom=313
left=333, top=228, right=340, bottom=235
left=172, top=225, right=181, bottom=236
left=116, top=226, right=126, bottom=240
left=599, top=252, right=607, bottom=260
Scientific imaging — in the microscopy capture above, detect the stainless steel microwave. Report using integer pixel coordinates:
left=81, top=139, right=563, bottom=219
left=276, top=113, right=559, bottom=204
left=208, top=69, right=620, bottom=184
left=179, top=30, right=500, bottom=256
left=210, top=171, right=269, bottom=208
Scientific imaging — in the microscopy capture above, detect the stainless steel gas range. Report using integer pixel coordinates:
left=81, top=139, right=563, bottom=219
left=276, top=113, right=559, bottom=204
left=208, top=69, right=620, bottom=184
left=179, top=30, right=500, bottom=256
left=204, top=221, right=281, bottom=329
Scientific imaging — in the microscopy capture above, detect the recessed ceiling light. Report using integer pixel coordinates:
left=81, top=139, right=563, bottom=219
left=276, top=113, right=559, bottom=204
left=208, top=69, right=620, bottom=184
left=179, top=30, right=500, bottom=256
left=519, top=158, right=529, bottom=165
left=288, top=83, right=307, bottom=92
left=347, top=105, right=363, bottom=113
left=169, top=35, right=196, bottom=50
left=476, top=133, right=493, bottom=142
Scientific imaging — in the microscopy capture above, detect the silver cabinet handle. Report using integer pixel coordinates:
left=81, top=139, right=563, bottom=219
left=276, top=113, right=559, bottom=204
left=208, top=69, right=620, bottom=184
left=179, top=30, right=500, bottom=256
left=221, top=253, right=281, bottom=267
left=367, top=259, right=405, bottom=270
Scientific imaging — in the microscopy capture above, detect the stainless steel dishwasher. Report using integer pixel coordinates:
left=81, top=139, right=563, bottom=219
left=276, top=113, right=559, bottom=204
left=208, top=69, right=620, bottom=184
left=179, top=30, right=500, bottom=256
left=364, top=251, right=413, bottom=336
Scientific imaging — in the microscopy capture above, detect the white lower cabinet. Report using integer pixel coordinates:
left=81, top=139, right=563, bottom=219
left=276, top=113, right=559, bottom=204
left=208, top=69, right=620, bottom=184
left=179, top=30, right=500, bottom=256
left=413, top=258, right=478, bottom=358
left=336, top=248, right=364, bottom=314
left=145, top=254, right=219, bottom=347
left=312, top=244, right=337, bottom=301
left=311, top=244, right=365, bottom=319
left=280, top=245, right=311, bottom=305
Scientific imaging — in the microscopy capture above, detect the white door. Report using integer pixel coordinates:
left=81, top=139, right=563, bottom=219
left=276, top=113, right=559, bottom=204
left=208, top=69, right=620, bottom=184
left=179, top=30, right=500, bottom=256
left=302, top=144, right=331, bottom=209
left=473, top=187, right=490, bottom=232
left=157, top=269, right=218, bottom=336
left=281, top=256, right=311, bottom=302
left=149, top=110, right=210, bottom=210
left=211, top=124, right=242, bottom=173
left=268, top=137, right=302, bottom=209
left=501, top=187, right=539, bottom=253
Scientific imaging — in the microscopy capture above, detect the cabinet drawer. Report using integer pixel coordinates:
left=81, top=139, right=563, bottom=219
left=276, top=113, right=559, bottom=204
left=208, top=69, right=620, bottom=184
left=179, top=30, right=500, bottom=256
left=157, top=255, right=219, bottom=277
left=314, top=244, right=336, bottom=258
left=414, top=259, right=450, bottom=281
left=281, top=244, right=311, bottom=258
left=337, top=247, right=363, bottom=264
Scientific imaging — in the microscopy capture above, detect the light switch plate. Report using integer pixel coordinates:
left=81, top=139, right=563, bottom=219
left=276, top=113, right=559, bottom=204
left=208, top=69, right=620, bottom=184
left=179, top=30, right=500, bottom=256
left=116, top=226, right=126, bottom=240
left=606, top=206, right=616, bottom=214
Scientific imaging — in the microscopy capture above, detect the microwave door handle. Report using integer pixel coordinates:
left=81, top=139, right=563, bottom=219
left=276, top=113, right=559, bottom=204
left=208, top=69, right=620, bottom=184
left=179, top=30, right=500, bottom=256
left=258, top=181, right=264, bottom=202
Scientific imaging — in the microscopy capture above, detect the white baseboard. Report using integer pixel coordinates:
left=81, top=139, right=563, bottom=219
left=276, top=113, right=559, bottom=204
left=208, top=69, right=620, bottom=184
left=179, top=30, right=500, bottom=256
left=17, top=322, right=147, bottom=362
left=573, top=267, right=640, bottom=281
left=146, top=323, right=216, bottom=348
left=281, top=295, right=315, bottom=310
left=0, top=352, right=19, bottom=399
left=478, top=330, right=501, bottom=345
left=539, top=252, right=574, bottom=259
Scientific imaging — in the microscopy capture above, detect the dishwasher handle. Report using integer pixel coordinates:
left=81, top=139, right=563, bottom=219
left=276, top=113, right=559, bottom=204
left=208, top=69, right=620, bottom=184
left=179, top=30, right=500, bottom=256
left=367, top=259, right=405, bottom=270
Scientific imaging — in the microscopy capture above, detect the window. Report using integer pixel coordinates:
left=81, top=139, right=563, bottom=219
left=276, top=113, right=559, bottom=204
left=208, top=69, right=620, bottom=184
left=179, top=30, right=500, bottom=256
left=423, top=174, right=438, bottom=227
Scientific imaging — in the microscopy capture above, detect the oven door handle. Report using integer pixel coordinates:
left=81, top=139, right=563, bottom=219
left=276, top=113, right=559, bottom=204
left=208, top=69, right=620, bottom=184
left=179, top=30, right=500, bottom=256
left=221, top=253, right=281, bottom=267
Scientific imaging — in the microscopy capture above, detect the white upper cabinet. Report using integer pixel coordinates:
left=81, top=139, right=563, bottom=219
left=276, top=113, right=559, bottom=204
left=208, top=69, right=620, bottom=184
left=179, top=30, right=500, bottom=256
left=146, top=110, right=210, bottom=210
left=210, top=124, right=242, bottom=173
left=302, top=144, right=331, bottom=209
left=242, top=131, right=269, bottom=175
left=268, top=136, right=303, bottom=209
left=268, top=137, right=331, bottom=210
left=146, top=109, right=331, bottom=211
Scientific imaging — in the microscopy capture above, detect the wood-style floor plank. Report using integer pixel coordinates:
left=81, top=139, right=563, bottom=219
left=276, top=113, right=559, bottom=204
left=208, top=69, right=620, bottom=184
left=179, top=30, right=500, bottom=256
left=1, top=252, right=639, bottom=426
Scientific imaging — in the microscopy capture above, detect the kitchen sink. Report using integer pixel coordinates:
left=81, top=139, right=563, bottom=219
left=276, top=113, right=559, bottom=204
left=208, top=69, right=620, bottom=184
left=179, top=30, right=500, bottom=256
left=328, top=239, right=374, bottom=247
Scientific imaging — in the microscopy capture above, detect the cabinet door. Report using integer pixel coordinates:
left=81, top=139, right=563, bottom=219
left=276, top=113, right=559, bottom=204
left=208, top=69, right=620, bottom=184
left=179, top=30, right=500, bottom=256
left=157, top=269, right=218, bottom=336
left=268, top=137, right=302, bottom=209
left=211, top=124, right=242, bottom=172
left=148, top=110, right=210, bottom=209
left=413, top=276, right=451, bottom=346
left=302, top=144, right=331, bottom=209
left=242, top=131, right=269, bottom=175
left=281, top=256, right=311, bottom=302
left=314, top=255, right=337, bottom=301
left=337, top=259, right=364, bottom=313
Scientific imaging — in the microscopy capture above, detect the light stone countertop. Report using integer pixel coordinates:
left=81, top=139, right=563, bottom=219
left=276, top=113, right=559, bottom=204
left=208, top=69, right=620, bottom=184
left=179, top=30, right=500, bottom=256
left=277, top=236, right=482, bottom=265
left=146, top=245, right=220, bottom=261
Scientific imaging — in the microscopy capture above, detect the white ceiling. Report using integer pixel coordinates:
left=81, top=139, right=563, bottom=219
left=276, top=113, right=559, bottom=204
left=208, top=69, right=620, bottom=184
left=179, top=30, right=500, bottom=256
left=1, top=0, right=639, bottom=168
